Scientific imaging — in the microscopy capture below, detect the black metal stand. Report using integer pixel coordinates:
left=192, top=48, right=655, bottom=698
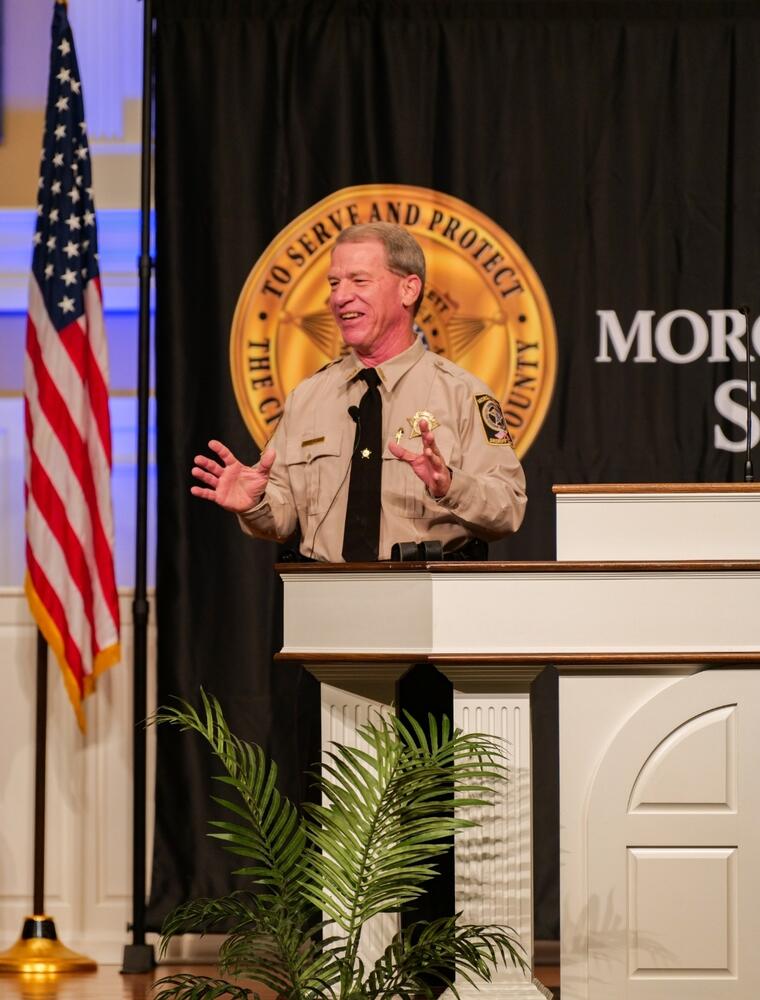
left=121, top=0, right=156, bottom=975
left=34, top=629, right=48, bottom=915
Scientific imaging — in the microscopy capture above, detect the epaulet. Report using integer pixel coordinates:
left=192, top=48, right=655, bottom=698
left=296, top=357, right=343, bottom=387
left=289, top=357, right=343, bottom=400
left=315, top=358, right=342, bottom=374
left=432, top=353, right=464, bottom=378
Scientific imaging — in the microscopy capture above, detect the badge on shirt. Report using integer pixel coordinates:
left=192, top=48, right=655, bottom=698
left=475, top=394, right=514, bottom=445
left=407, top=410, right=440, bottom=438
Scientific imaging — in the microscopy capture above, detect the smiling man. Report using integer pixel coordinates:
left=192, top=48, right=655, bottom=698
left=191, top=222, right=526, bottom=561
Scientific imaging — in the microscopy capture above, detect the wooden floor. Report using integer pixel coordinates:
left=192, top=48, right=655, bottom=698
left=0, top=963, right=561, bottom=998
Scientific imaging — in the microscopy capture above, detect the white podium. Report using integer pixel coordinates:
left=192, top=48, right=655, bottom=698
left=278, top=483, right=760, bottom=1000
left=554, top=483, right=760, bottom=1000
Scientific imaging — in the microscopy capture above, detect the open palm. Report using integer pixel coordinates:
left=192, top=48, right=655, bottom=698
left=191, top=439, right=276, bottom=512
left=388, top=419, right=451, bottom=498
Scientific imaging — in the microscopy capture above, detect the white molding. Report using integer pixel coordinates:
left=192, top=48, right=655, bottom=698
left=320, top=685, right=396, bottom=972
left=280, top=568, right=760, bottom=658
left=447, top=689, right=540, bottom=995
left=0, top=588, right=156, bottom=963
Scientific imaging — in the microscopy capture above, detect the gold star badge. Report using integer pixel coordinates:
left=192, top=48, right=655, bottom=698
left=407, top=410, right=440, bottom=438
left=361, top=448, right=372, bottom=459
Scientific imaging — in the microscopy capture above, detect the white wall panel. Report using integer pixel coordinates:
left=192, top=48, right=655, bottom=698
left=0, top=589, right=156, bottom=963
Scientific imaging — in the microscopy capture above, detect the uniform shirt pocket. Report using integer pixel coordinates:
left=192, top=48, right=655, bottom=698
left=285, top=432, right=344, bottom=515
left=383, top=429, right=456, bottom=519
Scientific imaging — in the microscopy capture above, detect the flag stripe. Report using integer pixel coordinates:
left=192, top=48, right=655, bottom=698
left=24, top=376, right=117, bottom=654
left=27, top=414, right=96, bottom=639
left=26, top=527, right=90, bottom=685
left=57, top=296, right=113, bottom=464
left=83, top=280, right=114, bottom=463
left=25, top=572, right=86, bottom=730
left=26, top=311, right=120, bottom=628
left=29, top=281, right=116, bottom=548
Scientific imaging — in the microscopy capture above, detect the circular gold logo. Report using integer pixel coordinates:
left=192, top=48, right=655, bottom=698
left=230, top=184, right=556, bottom=457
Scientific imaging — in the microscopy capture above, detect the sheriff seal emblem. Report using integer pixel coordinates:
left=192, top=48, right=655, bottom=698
left=230, top=184, right=556, bottom=457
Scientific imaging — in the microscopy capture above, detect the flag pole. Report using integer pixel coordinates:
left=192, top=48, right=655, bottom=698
left=121, top=0, right=156, bottom=973
left=32, top=630, right=49, bottom=918
left=0, top=633, right=96, bottom=973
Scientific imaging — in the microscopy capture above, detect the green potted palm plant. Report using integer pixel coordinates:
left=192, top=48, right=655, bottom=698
left=152, top=691, right=527, bottom=999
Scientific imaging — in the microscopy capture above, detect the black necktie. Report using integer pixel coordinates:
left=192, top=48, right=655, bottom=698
left=342, top=367, right=382, bottom=561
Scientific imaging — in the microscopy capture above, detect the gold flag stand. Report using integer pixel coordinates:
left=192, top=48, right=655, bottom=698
left=0, top=916, right=96, bottom=973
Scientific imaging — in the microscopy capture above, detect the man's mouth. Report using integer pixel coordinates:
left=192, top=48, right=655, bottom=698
left=340, top=311, right=363, bottom=321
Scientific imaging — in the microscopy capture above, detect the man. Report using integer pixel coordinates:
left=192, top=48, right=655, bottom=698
left=191, top=222, right=526, bottom=560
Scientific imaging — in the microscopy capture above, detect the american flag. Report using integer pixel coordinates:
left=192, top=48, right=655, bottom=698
left=25, top=0, right=120, bottom=730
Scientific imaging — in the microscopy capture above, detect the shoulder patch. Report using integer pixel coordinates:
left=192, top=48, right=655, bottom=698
left=474, top=394, right=514, bottom=446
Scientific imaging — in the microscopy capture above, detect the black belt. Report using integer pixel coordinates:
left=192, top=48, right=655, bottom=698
left=390, top=537, right=487, bottom=562
left=280, top=536, right=488, bottom=564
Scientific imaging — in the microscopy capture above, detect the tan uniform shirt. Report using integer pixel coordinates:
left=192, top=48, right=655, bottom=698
left=239, top=337, right=527, bottom=561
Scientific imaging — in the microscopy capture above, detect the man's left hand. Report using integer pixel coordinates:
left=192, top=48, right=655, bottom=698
left=388, top=419, right=452, bottom=498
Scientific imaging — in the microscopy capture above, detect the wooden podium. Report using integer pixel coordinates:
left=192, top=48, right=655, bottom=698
left=278, top=484, right=760, bottom=1000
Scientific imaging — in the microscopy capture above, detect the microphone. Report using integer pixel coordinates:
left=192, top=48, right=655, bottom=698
left=741, top=305, right=755, bottom=482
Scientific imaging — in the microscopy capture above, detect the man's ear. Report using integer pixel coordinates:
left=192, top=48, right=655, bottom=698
left=400, top=273, right=422, bottom=309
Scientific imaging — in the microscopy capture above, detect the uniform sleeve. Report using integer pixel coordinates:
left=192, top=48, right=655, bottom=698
left=434, top=387, right=527, bottom=540
left=237, top=394, right=299, bottom=543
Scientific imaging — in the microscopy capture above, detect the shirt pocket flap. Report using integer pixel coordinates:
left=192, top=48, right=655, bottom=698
left=286, top=432, right=343, bottom=466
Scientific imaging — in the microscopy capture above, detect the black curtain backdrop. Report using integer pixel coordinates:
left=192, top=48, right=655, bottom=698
left=148, top=0, right=760, bottom=938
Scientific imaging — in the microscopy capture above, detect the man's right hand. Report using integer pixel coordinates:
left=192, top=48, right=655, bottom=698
left=191, top=440, right=276, bottom=513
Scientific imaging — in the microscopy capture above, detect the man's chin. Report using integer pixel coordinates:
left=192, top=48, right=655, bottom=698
left=340, top=329, right=369, bottom=351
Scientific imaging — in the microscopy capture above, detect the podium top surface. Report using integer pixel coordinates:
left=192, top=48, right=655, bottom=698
left=277, top=558, right=760, bottom=575
left=553, top=482, right=760, bottom=494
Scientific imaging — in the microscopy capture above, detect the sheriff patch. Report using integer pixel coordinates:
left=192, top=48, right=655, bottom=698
left=475, top=394, right=514, bottom=446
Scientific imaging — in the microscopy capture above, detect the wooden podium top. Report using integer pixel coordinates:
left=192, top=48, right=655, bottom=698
left=553, top=482, right=760, bottom=494
left=277, top=558, right=760, bottom=575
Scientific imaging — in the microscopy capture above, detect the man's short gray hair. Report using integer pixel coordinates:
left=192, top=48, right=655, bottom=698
left=334, top=222, right=426, bottom=315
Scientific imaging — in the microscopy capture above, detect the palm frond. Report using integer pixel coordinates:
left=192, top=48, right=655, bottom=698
left=152, top=973, right=255, bottom=1000
left=152, top=691, right=317, bottom=993
left=301, top=713, right=506, bottom=928
left=158, top=892, right=260, bottom=956
left=153, top=696, right=521, bottom=1000
left=299, top=712, right=509, bottom=987
left=151, top=691, right=306, bottom=898
left=365, top=916, right=527, bottom=999
left=217, top=912, right=344, bottom=998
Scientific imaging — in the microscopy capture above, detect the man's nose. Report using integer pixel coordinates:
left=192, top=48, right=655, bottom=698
left=331, top=282, right=353, bottom=307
